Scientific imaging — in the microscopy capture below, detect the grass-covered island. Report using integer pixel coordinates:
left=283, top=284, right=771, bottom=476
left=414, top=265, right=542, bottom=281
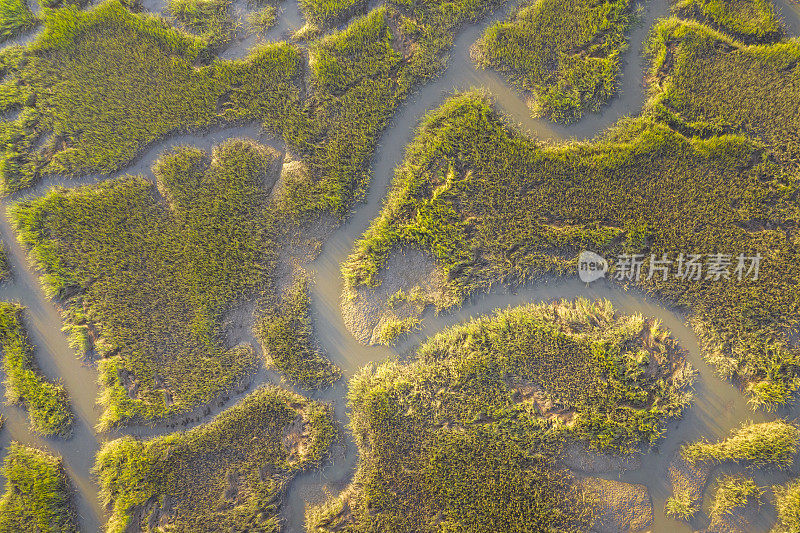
left=12, top=139, right=288, bottom=428
left=95, top=386, right=335, bottom=532
left=256, top=277, right=341, bottom=389
left=343, top=0, right=800, bottom=408
left=473, top=0, right=634, bottom=123
left=0, top=443, right=77, bottom=533
left=0, top=0, right=505, bottom=205
left=308, top=299, right=693, bottom=531
left=0, top=302, right=73, bottom=437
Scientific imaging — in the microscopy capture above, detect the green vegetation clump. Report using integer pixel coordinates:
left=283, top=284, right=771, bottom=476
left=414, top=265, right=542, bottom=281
left=11, top=139, right=281, bottom=428
left=0, top=443, right=76, bottom=533
left=0, top=0, right=34, bottom=43
left=0, top=302, right=73, bottom=437
left=299, top=0, right=365, bottom=26
left=673, top=0, right=782, bottom=43
left=247, top=5, right=277, bottom=33
left=308, top=300, right=691, bottom=532
left=95, top=386, right=335, bottom=533
left=773, top=479, right=800, bottom=533
left=0, top=241, right=10, bottom=282
left=39, top=0, right=88, bottom=8
left=375, top=316, right=420, bottom=344
left=167, top=0, right=235, bottom=48
left=0, top=0, right=302, bottom=194
left=474, top=0, right=633, bottom=123
left=256, top=277, right=341, bottom=389
left=709, top=475, right=762, bottom=521
left=343, top=11, right=800, bottom=408
left=682, top=420, right=800, bottom=468
left=665, top=488, right=697, bottom=520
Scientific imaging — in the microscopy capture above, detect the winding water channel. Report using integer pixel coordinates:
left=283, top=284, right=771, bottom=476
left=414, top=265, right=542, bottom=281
left=0, top=0, right=799, bottom=531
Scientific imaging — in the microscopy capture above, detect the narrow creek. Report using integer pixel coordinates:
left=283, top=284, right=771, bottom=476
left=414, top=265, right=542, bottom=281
left=0, top=0, right=796, bottom=531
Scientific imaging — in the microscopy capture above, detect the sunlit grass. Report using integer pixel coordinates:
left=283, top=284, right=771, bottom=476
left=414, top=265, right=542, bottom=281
left=299, top=0, right=365, bottom=25
left=475, top=0, right=633, bottom=123
left=308, top=299, right=692, bottom=531
left=0, top=302, right=73, bottom=437
left=256, top=277, right=341, bottom=389
left=774, top=479, right=800, bottom=533
left=0, top=0, right=34, bottom=43
left=11, top=139, right=280, bottom=428
left=682, top=420, right=800, bottom=468
left=673, top=0, right=783, bottom=43
left=0, top=443, right=76, bottom=533
left=710, top=475, right=762, bottom=522
left=344, top=12, right=800, bottom=408
left=0, top=0, right=302, bottom=194
left=95, top=386, right=335, bottom=532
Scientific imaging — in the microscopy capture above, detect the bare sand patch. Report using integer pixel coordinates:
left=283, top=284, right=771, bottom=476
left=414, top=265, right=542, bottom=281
left=579, top=477, right=654, bottom=533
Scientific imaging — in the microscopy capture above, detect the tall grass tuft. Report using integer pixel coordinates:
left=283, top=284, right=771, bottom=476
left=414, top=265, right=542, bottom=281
left=0, top=443, right=77, bottom=532
left=0, top=0, right=34, bottom=43
left=682, top=420, right=800, bottom=468
left=475, top=0, right=633, bottom=123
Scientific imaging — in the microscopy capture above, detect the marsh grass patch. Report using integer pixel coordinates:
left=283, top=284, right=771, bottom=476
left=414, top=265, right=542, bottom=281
left=343, top=12, right=800, bottom=407
left=0, top=0, right=34, bottom=43
left=255, top=276, right=341, bottom=389
left=0, top=0, right=303, bottom=194
left=11, top=138, right=283, bottom=428
left=0, top=302, right=73, bottom=437
left=308, top=299, right=692, bottom=531
left=474, top=0, right=634, bottom=123
left=0, top=443, right=77, bottom=533
left=95, top=386, right=335, bottom=532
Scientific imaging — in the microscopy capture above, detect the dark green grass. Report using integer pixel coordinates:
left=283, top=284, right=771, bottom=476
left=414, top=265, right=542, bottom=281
left=0, top=443, right=76, bottom=533
left=256, top=277, right=341, bottom=389
left=682, top=420, right=800, bottom=468
left=0, top=302, right=72, bottom=437
left=475, top=0, right=633, bottom=123
left=774, top=478, right=800, bottom=533
left=0, top=0, right=302, bottom=194
left=11, top=139, right=280, bottom=428
left=307, top=299, right=691, bottom=531
left=0, top=0, right=34, bottom=43
left=95, top=385, right=335, bottom=532
left=343, top=15, right=800, bottom=408
left=673, top=0, right=783, bottom=43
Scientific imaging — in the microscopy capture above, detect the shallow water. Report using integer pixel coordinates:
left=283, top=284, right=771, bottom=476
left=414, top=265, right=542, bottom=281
left=0, top=0, right=797, bottom=531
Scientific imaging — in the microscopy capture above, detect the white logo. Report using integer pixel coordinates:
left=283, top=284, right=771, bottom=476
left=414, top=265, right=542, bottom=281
left=578, top=251, right=608, bottom=283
